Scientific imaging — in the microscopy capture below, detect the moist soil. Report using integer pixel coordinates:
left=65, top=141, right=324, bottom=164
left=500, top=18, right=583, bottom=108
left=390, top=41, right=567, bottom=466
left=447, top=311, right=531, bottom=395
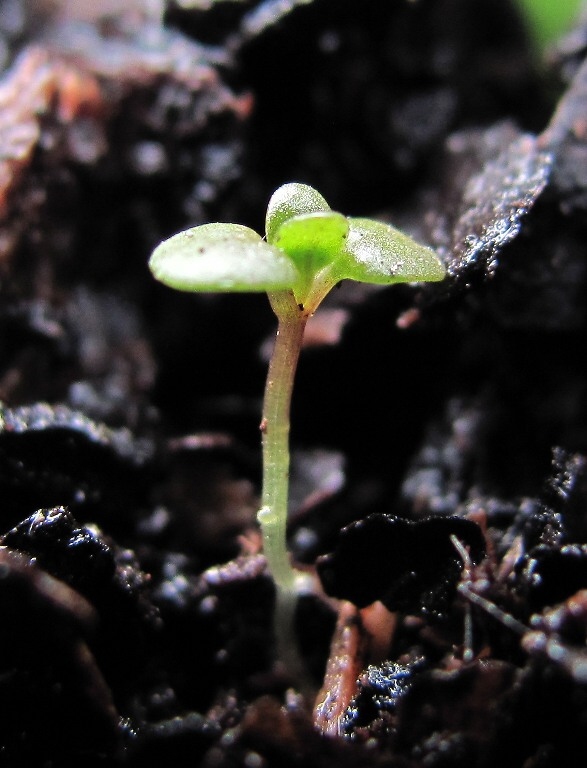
left=1, top=1, right=587, bottom=766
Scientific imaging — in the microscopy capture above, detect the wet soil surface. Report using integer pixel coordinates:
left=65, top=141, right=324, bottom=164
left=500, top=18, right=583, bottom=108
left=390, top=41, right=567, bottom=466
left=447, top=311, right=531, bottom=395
left=1, top=0, right=587, bottom=765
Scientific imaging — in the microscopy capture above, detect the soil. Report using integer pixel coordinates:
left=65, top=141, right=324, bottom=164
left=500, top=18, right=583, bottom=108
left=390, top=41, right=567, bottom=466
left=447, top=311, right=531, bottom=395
left=1, top=0, right=587, bottom=766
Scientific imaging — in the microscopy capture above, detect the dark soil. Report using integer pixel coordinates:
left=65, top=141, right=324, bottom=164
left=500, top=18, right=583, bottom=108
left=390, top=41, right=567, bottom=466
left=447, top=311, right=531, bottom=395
left=1, top=0, right=587, bottom=766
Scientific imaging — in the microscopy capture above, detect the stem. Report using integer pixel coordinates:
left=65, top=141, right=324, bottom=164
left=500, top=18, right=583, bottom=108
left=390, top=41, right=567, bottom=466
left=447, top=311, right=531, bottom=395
left=256, top=290, right=312, bottom=690
left=258, top=283, right=335, bottom=693
left=258, top=290, right=307, bottom=591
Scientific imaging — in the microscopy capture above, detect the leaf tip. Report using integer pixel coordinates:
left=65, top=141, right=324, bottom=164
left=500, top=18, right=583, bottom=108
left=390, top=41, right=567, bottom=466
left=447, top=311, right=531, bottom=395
left=265, top=182, right=331, bottom=244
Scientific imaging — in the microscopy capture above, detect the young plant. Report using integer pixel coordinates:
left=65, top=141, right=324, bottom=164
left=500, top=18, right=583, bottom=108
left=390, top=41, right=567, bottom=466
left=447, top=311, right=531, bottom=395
left=149, top=182, right=445, bottom=675
left=514, top=0, right=581, bottom=50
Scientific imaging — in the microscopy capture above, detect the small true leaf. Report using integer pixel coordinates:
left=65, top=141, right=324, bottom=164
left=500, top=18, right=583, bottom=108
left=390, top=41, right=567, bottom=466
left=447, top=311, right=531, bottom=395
left=266, top=182, right=331, bottom=244
left=274, top=211, right=349, bottom=275
left=342, top=218, right=445, bottom=285
left=149, top=222, right=299, bottom=292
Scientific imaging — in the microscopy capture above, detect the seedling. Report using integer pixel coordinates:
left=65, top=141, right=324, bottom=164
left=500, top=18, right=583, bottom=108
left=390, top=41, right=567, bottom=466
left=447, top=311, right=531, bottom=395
left=149, top=182, right=445, bottom=676
left=514, top=0, right=581, bottom=50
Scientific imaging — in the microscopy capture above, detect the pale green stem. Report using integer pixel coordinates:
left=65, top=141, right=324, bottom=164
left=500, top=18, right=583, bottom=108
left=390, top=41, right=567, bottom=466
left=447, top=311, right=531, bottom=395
left=256, top=289, right=310, bottom=687
left=257, top=281, right=337, bottom=691
left=258, top=289, right=307, bottom=592
left=258, top=275, right=337, bottom=586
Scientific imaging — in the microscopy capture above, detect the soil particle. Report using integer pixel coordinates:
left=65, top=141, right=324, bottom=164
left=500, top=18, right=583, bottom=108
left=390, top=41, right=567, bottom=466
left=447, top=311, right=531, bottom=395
left=340, top=660, right=420, bottom=739
left=316, top=513, right=485, bottom=616
left=0, top=506, right=160, bottom=687
left=0, top=545, right=121, bottom=764
left=437, top=131, right=551, bottom=292
left=0, top=401, right=153, bottom=529
left=392, top=661, right=519, bottom=766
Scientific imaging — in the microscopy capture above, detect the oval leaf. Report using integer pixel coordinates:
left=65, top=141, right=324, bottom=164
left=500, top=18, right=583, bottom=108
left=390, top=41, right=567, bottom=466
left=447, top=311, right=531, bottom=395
left=341, top=218, right=445, bottom=284
left=149, top=223, right=299, bottom=292
left=266, top=182, right=331, bottom=244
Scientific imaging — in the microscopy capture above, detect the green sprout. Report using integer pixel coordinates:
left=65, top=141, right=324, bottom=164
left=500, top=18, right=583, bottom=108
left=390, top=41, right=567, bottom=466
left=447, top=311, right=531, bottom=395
left=514, top=0, right=581, bottom=51
left=149, top=182, right=445, bottom=678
